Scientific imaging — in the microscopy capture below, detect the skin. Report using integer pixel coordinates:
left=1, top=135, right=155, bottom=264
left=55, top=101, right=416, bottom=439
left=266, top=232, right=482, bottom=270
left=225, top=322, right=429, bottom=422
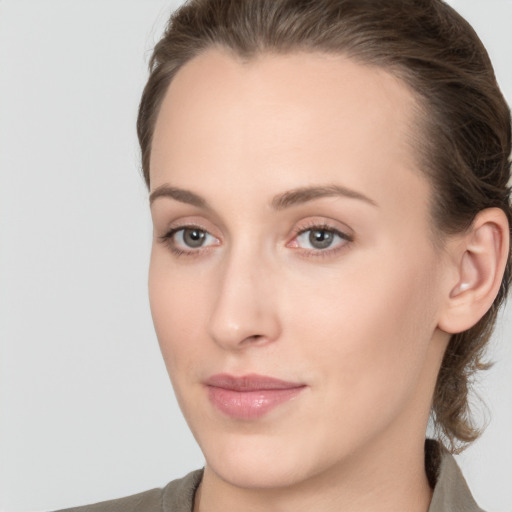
left=148, top=49, right=462, bottom=512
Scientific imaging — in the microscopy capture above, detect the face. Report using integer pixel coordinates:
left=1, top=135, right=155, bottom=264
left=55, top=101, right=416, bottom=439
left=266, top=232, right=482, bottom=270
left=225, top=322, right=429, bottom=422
left=149, top=49, right=451, bottom=489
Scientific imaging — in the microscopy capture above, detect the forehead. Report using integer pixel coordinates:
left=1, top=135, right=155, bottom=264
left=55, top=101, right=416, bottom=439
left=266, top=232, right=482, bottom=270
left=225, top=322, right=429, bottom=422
left=150, top=49, right=430, bottom=221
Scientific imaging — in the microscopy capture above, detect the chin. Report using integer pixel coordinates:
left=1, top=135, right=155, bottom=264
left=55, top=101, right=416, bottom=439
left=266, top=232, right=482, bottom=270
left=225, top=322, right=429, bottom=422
left=209, top=453, right=307, bottom=490
left=199, top=429, right=333, bottom=490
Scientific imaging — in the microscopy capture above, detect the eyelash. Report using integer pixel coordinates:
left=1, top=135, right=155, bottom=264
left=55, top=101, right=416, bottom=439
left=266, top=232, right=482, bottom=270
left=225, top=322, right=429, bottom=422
left=159, top=224, right=218, bottom=258
left=290, top=222, right=353, bottom=258
left=159, top=222, right=353, bottom=259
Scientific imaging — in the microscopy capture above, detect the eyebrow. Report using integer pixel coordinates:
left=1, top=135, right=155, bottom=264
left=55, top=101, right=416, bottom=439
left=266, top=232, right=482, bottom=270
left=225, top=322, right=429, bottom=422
left=271, top=184, right=378, bottom=210
left=149, top=183, right=377, bottom=209
left=149, top=185, right=208, bottom=208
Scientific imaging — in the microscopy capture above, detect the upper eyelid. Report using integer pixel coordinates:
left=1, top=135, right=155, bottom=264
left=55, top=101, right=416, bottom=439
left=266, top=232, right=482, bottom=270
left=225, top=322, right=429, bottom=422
left=291, top=226, right=352, bottom=247
left=163, top=225, right=219, bottom=242
left=292, top=219, right=353, bottom=239
left=162, top=220, right=220, bottom=238
left=155, top=206, right=352, bottom=231
left=295, top=224, right=348, bottom=236
left=162, top=221, right=350, bottom=237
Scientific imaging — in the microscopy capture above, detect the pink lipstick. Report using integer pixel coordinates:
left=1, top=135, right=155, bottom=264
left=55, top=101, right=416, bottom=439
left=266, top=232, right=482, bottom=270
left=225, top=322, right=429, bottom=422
left=205, top=374, right=306, bottom=420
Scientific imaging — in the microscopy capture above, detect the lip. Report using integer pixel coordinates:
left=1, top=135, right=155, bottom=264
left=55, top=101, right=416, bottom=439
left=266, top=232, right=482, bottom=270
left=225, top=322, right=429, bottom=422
left=205, top=373, right=307, bottom=420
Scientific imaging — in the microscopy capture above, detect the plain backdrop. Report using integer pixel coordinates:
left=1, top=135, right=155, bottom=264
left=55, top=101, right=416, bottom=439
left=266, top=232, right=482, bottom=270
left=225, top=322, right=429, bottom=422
left=0, top=1, right=511, bottom=511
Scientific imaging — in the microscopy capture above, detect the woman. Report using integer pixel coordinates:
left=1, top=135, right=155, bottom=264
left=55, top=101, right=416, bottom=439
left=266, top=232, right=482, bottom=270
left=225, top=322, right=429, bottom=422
left=60, top=0, right=511, bottom=510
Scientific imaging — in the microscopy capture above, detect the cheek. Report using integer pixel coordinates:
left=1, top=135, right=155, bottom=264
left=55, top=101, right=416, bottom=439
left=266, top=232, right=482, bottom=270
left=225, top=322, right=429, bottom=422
left=148, top=250, right=211, bottom=377
left=285, top=245, right=441, bottom=405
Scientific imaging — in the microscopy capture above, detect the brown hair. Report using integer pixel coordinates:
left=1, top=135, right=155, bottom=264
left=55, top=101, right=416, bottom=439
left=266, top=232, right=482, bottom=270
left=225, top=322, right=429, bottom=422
left=137, top=0, right=512, bottom=452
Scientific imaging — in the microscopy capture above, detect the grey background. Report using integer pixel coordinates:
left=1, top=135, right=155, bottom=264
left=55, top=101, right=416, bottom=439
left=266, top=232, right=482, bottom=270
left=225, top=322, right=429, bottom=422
left=0, top=1, right=510, bottom=511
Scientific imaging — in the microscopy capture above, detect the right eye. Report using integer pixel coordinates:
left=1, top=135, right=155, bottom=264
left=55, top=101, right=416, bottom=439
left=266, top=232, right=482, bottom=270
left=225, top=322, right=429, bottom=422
left=161, top=226, right=220, bottom=255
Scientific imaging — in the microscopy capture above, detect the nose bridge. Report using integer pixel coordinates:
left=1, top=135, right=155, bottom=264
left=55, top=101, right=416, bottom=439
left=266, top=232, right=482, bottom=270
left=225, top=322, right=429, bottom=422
left=208, top=237, right=280, bottom=349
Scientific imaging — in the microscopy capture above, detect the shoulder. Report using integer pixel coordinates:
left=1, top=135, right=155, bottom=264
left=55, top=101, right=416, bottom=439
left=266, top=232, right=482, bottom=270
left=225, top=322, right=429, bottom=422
left=55, top=488, right=162, bottom=512
left=55, top=469, right=203, bottom=512
left=427, top=440, right=485, bottom=512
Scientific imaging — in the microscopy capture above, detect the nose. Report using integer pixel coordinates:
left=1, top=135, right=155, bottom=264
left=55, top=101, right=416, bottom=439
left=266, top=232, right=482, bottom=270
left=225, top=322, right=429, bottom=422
left=207, top=247, right=281, bottom=350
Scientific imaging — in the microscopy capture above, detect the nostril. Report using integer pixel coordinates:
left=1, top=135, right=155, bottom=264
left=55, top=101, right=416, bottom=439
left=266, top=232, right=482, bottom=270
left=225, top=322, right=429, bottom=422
left=240, top=334, right=269, bottom=346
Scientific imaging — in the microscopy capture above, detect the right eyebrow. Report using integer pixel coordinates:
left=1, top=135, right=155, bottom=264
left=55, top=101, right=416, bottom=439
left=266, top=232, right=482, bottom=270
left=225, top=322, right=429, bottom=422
left=149, top=185, right=209, bottom=209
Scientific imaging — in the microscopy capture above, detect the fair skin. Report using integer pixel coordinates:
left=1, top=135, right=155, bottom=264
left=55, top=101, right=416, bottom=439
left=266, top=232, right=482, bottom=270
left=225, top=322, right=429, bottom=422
left=148, top=49, right=508, bottom=512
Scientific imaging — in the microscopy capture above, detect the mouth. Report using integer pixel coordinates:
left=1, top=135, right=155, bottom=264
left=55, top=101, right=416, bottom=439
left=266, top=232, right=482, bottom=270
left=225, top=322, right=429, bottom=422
left=204, top=373, right=307, bottom=420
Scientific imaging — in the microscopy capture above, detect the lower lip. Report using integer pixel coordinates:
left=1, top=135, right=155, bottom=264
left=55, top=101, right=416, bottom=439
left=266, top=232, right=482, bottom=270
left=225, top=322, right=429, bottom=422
left=207, top=386, right=306, bottom=420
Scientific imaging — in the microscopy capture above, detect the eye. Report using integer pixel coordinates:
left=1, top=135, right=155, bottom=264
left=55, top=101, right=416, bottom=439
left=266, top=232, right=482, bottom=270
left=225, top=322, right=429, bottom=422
left=160, top=226, right=220, bottom=255
left=290, top=224, right=352, bottom=253
left=175, top=227, right=211, bottom=248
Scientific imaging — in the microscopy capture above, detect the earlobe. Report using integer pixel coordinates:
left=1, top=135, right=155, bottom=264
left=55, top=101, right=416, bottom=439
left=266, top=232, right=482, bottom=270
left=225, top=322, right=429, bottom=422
left=438, top=208, right=509, bottom=334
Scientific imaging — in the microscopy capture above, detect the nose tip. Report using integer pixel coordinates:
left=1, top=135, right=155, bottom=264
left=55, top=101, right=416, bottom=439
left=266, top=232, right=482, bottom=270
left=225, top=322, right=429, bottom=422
left=207, top=260, right=281, bottom=350
left=209, top=320, right=271, bottom=349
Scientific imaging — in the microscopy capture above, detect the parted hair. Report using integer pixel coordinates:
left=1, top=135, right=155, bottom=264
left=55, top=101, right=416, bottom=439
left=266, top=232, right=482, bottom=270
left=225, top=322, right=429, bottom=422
left=137, top=0, right=512, bottom=452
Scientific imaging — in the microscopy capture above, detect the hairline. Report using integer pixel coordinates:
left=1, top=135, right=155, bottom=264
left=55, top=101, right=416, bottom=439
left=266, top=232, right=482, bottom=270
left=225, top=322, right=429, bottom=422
left=147, top=44, right=449, bottom=247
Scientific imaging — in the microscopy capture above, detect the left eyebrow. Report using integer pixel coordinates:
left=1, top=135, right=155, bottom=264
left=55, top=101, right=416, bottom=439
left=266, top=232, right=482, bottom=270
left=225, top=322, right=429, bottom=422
left=149, top=183, right=378, bottom=210
left=271, top=184, right=378, bottom=210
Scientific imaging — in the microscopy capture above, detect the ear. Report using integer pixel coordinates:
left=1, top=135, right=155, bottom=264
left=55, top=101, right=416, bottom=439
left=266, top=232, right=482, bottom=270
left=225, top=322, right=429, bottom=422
left=438, top=208, right=510, bottom=334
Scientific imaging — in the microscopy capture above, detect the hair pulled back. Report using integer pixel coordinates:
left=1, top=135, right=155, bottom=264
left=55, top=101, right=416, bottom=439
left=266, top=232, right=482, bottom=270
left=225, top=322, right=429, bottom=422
left=137, top=0, right=512, bottom=452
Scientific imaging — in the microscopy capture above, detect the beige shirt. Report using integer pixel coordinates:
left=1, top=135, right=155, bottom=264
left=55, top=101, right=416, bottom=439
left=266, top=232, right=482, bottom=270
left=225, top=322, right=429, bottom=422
left=58, top=441, right=484, bottom=512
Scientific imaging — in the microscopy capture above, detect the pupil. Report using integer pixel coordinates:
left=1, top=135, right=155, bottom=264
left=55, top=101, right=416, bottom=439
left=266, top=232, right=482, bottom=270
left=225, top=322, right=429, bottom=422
left=309, top=229, right=333, bottom=249
left=184, top=228, right=206, bottom=248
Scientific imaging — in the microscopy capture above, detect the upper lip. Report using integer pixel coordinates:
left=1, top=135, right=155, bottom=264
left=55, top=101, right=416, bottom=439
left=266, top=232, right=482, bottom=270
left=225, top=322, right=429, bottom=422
left=205, top=373, right=305, bottom=391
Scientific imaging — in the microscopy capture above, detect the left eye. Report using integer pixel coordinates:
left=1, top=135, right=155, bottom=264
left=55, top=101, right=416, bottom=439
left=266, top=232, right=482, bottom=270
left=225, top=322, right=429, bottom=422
left=295, top=228, right=348, bottom=250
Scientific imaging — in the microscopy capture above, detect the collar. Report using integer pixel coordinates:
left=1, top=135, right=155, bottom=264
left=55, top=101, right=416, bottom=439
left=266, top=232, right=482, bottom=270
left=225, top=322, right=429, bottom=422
left=426, top=439, right=484, bottom=512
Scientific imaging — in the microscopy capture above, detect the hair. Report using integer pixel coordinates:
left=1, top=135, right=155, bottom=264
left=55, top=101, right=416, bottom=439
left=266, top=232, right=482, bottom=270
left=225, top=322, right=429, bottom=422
left=137, top=0, right=512, bottom=453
